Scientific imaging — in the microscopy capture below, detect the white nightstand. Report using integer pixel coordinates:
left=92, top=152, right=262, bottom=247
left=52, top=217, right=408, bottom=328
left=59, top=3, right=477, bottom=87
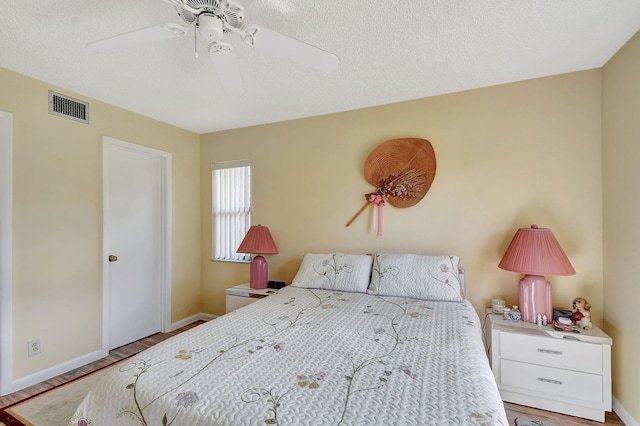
left=224, top=283, right=280, bottom=313
left=485, top=311, right=612, bottom=422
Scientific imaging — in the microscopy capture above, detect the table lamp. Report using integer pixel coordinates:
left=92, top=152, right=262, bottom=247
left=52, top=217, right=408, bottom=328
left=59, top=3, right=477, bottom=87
left=237, top=224, right=279, bottom=289
left=498, top=224, right=575, bottom=323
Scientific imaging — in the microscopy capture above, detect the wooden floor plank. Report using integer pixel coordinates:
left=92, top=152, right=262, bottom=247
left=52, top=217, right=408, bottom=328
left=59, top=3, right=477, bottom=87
left=505, top=401, right=625, bottom=425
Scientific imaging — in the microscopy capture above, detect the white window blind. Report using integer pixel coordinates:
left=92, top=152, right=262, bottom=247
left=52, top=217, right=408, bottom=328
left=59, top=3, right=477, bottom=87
left=211, top=160, right=251, bottom=261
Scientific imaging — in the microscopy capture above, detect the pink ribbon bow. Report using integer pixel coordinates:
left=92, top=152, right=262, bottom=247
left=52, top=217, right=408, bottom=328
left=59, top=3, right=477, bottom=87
left=367, top=194, right=385, bottom=235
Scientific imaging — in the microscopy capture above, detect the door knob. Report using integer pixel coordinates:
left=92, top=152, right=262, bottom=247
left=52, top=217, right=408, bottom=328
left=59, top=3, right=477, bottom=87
left=108, top=255, right=118, bottom=262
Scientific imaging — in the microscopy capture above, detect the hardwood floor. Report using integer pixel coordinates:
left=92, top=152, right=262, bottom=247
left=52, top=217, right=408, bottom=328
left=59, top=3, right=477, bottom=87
left=504, top=401, right=625, bottom=425
left=0, top=319, right=627, bottom=425
left=0, top=321, right=205, bottom=409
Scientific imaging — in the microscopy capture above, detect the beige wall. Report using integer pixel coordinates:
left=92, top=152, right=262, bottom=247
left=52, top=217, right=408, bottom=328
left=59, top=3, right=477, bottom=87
left=201, top=70, right=604, bottom=326
left=0, top=67, right=202, bottom=380
left=603, top=31, right=640, bottom=424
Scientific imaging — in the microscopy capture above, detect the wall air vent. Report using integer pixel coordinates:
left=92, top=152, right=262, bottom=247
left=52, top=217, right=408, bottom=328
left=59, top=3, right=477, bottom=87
left=48, top=91, right=89, bottom=124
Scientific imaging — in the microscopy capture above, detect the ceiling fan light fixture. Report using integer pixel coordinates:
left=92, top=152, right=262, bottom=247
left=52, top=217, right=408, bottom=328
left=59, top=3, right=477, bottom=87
left=241, top=26, right=258, bottom=47
left=198, top=13, right=224, bottom=42
left=208, top=41, right=232, bottom=54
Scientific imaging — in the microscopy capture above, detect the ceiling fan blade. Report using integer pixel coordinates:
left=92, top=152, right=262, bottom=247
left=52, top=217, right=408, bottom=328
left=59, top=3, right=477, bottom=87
left=209, top=42, right=245, bottom=96
left=87, top=23, right=187, bottom=54
left=242, top=25, right=339, bottom=73
left=230, top=0, right=256, bottom=8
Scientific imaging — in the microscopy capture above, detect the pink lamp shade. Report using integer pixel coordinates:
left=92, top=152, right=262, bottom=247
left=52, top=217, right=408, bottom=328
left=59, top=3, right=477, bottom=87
left=498, top=225, right=575, bottom=323
left=237, top=225, right=278, bottom=289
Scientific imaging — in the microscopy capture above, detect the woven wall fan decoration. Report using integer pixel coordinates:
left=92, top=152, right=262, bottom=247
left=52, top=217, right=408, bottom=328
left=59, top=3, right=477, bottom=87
left=346, top=137, right=436, bottom=235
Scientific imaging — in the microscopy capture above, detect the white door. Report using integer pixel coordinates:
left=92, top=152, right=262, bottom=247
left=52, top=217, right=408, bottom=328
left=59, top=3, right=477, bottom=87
left=104, top=137, right=171, bottom=350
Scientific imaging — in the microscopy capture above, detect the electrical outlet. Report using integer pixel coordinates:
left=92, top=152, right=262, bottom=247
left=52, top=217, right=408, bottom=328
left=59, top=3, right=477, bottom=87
left=27, top=338, right=41, bottom=357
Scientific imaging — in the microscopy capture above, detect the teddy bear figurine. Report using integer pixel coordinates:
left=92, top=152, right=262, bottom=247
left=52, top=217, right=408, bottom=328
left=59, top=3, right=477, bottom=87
left=572, top=297, right=593, bottom=330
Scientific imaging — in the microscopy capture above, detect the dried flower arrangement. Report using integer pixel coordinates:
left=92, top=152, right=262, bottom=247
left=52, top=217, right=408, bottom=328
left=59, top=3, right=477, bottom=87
left=376, top=168, right=427, bottom=199
left=346, top=168, right=426, bottom=233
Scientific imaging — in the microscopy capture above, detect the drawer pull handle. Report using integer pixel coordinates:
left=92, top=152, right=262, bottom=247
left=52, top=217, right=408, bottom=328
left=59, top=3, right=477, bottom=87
left=538, top=377, right=563, bottom=385
left=537, top=348, right=562, bottom=355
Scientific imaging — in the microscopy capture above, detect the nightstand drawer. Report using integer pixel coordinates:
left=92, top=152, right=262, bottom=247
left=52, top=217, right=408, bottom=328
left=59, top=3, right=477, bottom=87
left=501, top=359, right=603, bottom=404
left=500, top=332, right=602, bottom=373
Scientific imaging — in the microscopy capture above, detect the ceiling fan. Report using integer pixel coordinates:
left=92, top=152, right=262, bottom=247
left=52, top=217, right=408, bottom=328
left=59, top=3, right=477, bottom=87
left=86, top=0, right=340, bottom=96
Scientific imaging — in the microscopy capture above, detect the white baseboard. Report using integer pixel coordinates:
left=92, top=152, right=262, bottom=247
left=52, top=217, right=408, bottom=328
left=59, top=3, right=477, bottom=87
left=168, top=312, right=217, bottom=332
left=6, top=348, right=108, bottom=396
left=613, top=397, right=639, bottom=426
left=3, top=312, right=217, bottom=396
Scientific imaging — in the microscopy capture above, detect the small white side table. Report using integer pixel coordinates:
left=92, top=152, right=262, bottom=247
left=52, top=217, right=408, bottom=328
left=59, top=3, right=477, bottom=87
left=485, top=311, right=612, bottom=422
left=224, top=283, right=280, bottom=313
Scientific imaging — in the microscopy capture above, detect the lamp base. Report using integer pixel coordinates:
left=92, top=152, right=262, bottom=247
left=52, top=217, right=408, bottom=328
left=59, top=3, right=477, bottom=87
left=249, top=255, right=268, bottom=289
left=519, top=275, right=553, bottom=324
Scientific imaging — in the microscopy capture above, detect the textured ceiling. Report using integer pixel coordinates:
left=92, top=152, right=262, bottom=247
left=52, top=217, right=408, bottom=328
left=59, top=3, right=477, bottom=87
left=1, top=0, right=639, bottom=134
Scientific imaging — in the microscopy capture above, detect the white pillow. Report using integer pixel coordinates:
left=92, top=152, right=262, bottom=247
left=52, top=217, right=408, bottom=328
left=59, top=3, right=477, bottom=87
left=368, top=254, right=463, bottom=301
left=290, top=253, right=373, bottom=293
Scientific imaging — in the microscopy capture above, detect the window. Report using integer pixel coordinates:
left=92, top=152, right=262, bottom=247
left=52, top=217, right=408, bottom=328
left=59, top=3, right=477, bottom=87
left=211, top=160, right=251, bottom=261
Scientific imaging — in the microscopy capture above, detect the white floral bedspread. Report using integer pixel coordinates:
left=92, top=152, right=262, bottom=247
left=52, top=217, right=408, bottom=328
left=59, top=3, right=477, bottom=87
left=69, top=286, right=508, bottom=425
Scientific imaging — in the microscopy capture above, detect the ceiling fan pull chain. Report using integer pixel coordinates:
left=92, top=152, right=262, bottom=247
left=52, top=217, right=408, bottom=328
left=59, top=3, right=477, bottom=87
left=194, top=22, right=199, bottom=58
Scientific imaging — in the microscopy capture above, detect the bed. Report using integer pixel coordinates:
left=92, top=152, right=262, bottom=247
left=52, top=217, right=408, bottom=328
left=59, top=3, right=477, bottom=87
left=69, top=253, right=508, bottom=425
